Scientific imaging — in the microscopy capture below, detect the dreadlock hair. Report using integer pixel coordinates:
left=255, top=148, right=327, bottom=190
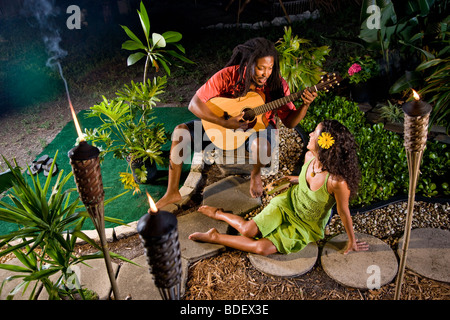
left=318, top=120, right=361, bottom=199
left=225, top=37, right=284, bottom=100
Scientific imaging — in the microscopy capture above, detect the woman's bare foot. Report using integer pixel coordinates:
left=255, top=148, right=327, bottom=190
left=197, top=205, right=220, bottom=219
left=250, top=169, right=263, bottom=198
left=155, top=190, right=182, bottom=209
left=189, top=228, right=219, bottom=243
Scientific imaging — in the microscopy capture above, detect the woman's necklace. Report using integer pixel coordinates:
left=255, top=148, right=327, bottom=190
left=311, top=159, right=323, bottom=177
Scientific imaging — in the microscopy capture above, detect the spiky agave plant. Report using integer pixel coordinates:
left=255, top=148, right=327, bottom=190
left=0, top=151, right=131, bottom=300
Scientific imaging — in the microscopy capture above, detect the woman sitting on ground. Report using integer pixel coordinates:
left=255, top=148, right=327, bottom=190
left=189, top=120, right=369, bottom=255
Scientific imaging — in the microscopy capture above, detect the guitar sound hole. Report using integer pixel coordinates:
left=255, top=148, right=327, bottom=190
left=242, top=108, right=256, bottom=121
left=240, top=108, right=257, bottom=130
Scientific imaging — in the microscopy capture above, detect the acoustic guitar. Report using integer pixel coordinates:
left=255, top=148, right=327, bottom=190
left=201, top=73, right=343, bottom=151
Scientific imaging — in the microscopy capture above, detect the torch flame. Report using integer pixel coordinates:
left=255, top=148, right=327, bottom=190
left=69, top=100, right=85, bottom=141
left=146, top=191, right=158, bottom=213
left=412, top=89, right=420, bottom=101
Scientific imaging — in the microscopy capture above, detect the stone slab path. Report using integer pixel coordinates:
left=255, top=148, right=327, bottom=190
left=321, top=233, right=398, bottom=290
left=248, top=242, right=318, bottom=277
left=398, top=228, right=450, bottom=283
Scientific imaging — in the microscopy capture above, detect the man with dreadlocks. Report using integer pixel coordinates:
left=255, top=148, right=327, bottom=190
left=156, top=37, right=317, bottom=209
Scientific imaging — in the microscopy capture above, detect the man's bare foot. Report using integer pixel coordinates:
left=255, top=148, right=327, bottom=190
left=198, top=205, right=221, bottom=219
left=250, top=170, right=263, bottom=198
left=155, top=191, right=182, bottom=209
left=189, top=228, right=219, bottom=243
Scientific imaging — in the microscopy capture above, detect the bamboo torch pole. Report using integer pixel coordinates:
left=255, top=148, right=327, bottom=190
left=394, top=89, right=432, bottom=300
left=68, top=141, right=121, bottom=300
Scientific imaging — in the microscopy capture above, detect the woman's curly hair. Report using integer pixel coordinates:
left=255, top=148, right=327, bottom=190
left=225, top=37, right=284, bottom=99
left=318, top=120, right=361, bottom=199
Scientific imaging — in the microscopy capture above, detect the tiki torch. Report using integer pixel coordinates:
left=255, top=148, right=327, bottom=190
left=137, top=192, right=182, bottom=300
left=67, top=102, right=121, bottom=300
left=394, top=89, right=432, bottom=300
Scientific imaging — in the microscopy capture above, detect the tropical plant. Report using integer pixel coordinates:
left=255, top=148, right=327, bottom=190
left=390, top=45, right=449, bottom=133
left=359, top=0, right=446, bottom=76
left=121, top=1, right=194, bottom=82
left=344, top=55, right=380, bottom=84
left=377, top=100, right=404, bottom=123
left=84, top=77, right=169, bottom=193
left=276, top=26, right=330, bottom=92
left=0, top=152, right=130, bottom=300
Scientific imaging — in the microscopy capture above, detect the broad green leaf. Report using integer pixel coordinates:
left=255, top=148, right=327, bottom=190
left=138, top=1, right=150, bottom=39
left=416, top=58, right=443, bottom=71
left=173, top=43, right=186, bottom=54
left=122, top=40, right=146, bottom=51
left=127, top=52, right=146, bottom=66
left=120, top=25, right=143, bottom=45
left=162, top=31, right=182, bottom=43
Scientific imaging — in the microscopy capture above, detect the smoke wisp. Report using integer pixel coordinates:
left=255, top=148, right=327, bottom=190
left=22, top=0, right=67, bottom=68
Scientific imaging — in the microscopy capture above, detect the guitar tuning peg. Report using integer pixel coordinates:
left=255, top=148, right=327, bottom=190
left=333, top=73, right=336, bottom=76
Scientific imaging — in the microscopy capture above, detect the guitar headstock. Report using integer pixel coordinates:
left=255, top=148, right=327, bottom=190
left=316, top=72, right=343, bottom=92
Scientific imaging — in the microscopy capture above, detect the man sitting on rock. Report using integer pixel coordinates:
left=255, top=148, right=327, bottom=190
left=156, top=37, right=317, bottom=209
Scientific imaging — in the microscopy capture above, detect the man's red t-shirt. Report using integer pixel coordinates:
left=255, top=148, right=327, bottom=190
left=196, top=65, right=296, bottom=127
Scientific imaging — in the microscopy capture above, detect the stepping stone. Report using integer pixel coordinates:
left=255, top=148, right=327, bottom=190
left=248, top=242, right=318, bottom=277
left=75, top=258, right=120, bottom=300
left=321, top=233, right=398, bottom=290
left=0, top=258, right=46, bottom=300
left=398, top=228, right=450, bottom=283
left=116, top=254, right=189, bottom=300
left=203, top=176, right=261, bottom=215
left=0, top=257, right=119, bottom=300
left=177, top=211, right=228, bottom=263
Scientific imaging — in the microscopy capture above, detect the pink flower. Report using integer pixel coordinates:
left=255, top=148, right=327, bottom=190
left=348, top=63, right=362, bottom=76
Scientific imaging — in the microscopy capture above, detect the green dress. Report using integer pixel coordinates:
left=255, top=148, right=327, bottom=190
left=253, top=157, right=336, bottom=254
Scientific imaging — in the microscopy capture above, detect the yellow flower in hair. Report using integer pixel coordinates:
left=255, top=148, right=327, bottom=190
left=318, top=132, right=335, bottom=149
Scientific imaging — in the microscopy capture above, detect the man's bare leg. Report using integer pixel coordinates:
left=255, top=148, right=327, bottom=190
left=198, top=205, right=259, bottom=238
left=156, top=124, right=190, bottom=209
left=249, top=136, right=271, bottom=198
left=250, top=165, right=263, bottom=198
left=189, top=228, right=277, bottom=256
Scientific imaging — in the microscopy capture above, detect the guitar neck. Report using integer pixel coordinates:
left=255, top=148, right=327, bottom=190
left=253, top=87, right=314, bottom=116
